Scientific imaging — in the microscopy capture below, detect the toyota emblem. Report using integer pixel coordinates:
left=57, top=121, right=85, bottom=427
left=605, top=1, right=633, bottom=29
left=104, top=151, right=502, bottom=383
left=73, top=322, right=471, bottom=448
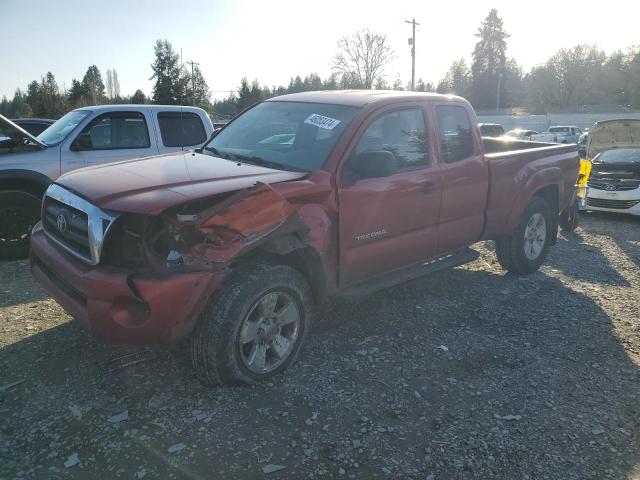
left=604, top=184, right=617, bottom=191
left=56, top=212, right=68, bottom=233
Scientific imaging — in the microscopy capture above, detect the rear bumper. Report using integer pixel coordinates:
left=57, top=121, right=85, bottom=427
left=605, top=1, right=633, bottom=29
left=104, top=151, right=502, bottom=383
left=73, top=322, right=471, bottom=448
left=586, top=187, right=640, bottom=216
left=30, top=224, right=225, bottom=344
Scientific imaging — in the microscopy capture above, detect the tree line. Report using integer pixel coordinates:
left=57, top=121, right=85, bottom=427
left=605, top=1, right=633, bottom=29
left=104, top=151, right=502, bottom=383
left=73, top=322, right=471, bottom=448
left=2, top=9, right=640, bottom=121
left=0, top=39, right=212, bottom=120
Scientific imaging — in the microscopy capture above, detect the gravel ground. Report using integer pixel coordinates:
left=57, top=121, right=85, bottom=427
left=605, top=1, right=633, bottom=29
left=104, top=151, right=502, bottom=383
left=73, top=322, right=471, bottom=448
left=1, top=212, right=639, bottom=480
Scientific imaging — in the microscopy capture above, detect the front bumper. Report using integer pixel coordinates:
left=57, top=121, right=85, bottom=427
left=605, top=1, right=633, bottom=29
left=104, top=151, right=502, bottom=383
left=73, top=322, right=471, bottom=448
left=30, top=223, right=225, bottom=344
left=586, top=187, right=640, bottom=216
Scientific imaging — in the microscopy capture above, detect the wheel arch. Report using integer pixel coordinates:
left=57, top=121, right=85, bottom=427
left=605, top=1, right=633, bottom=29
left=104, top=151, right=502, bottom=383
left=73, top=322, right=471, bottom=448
left=505, top=167, right=563, bottom=235
left=0, top=170, right=52, bottom=198
left=231, top=239, right=328, bottom=302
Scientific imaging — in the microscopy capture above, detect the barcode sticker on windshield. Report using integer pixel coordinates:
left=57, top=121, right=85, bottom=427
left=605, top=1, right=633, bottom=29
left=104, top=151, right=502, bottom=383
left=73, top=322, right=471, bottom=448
left=304, top=114, right=341, bottom=130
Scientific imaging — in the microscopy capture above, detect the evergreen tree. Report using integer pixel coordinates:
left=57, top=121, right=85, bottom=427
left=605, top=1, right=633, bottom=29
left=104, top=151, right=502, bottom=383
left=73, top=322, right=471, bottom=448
left=323, top=74, right=339, bottom=90
left=40, top=72, right=68, bottom=117
left=437, top=59, right=472, bottom=97
left=82, top=65, right=106, bottom=104
left=234, top=78, right=263, bottom=110
left=130, top=89, right=147, bottom=104
left=470, top=9, right=509, bottom=108
left=189, top=65, right=212, bottom=111
left=10, top=90, right=32, bottom=118
left=0, top=96, right=10, bottom=116
left=150, top=39, right=188, bottom=104
left=287, top=76, right=305, bottom=93
left=67, top=79, right=88, bottom=107
left=26, top=80, right=43, bottom=117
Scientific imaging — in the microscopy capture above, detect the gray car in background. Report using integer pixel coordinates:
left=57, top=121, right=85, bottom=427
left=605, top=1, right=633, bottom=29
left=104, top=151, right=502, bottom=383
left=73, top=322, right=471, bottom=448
left=0, top=105, right=213, bottom=259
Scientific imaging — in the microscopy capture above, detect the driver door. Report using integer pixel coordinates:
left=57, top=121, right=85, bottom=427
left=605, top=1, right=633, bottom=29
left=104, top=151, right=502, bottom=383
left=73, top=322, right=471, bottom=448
left=337, top=105, right=442, bottom=287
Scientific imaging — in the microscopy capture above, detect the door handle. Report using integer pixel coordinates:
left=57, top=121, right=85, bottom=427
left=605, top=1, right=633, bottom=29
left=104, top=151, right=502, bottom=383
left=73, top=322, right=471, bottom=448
left=419, top=182, right=438, bottom=194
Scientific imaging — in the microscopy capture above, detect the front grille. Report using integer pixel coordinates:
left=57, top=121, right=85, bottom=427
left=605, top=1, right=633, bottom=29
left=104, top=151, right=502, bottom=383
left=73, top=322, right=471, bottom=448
left=41, top=184, right=119, bottom=265
left=587, top=197, right=640, bottom=210
left=588, top=180, right=640, bottom=191
left=42, top=196, right=91, bottom=259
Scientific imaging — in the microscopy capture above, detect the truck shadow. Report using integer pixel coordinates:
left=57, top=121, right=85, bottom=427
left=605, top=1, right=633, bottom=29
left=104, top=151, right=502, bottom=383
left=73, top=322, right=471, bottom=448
left=0, top=260, right=50, bottom=308
left=317, top=266, right=640, bottom=479
left=1, top=263, right=638, bottom=479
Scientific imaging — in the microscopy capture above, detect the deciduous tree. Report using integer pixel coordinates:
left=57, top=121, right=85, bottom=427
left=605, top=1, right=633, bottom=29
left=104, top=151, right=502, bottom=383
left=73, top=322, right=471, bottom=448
left=332, top=29, right=393, bottom=89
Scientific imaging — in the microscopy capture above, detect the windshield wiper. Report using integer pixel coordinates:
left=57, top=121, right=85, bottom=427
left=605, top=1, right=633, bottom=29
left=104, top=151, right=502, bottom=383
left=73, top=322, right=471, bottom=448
left=231, top=154, right=305, bottom=172
left=203, top=146, right=229, bottom=159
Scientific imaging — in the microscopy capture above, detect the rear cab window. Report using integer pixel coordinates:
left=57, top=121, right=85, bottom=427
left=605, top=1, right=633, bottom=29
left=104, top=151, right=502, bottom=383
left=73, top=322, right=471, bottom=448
left=157, top=111, right=207, bottom=147
left=436, top=105, right=475, bottom=163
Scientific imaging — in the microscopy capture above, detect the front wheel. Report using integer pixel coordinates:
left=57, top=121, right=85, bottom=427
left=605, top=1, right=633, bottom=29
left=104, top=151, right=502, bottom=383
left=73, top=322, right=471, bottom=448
left=190, top=263, right=313, bottom=386
left=0, top=190, right=41, bottom=261
left=495, top=197, right=552, bottom=274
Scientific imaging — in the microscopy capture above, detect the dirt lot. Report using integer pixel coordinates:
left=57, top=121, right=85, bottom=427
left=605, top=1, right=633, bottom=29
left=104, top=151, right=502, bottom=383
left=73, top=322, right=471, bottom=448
left=1, top=212, right=639, bottom=480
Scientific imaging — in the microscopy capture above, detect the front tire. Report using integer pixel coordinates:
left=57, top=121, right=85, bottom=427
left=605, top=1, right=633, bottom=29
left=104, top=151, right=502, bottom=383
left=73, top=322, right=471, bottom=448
left=190, top=263, right=313, bottom=386
left=495, top=197, right=552, bottom=274
left=0, top=190, right=41, bottom=261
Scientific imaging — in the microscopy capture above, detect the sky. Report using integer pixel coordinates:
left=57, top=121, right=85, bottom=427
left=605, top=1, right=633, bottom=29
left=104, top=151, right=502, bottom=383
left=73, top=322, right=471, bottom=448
left=2, top=0, right=639, bottom=101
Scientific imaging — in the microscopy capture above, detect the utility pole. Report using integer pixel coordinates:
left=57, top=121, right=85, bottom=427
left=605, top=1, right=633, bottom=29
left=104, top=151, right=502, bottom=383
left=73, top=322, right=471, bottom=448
left=496, top=71, right=503, bottom=112
left=405, top=18, right=419, bottom=91
left=186, top=60, right=200, bottom=105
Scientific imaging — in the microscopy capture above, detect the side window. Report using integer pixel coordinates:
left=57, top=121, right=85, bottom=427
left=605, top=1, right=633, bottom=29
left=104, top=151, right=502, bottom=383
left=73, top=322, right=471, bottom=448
left=157, top=112, right=207, bottom=147
left=436, top=106, right=475, bottom=163
left=352, top=108, right=428, bottom=169
left=77, top=112, right=150, bottom=150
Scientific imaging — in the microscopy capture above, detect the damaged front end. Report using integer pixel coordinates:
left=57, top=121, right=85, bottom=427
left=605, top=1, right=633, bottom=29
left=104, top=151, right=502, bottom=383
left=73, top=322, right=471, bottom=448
left=102, top=183, right=310, bottom=274
left=31, top=182, right=318, bottom=344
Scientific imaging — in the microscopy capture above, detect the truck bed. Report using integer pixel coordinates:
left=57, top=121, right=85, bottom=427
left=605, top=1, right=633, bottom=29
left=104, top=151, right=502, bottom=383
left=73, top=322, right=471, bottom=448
left=481, top=138, right=580, bottom=239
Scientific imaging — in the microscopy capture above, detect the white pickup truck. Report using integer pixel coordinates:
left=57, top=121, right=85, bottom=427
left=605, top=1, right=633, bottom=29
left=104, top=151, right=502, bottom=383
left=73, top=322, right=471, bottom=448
left=530, top=126, right=583, bottom=144
left=0, top=105, right=214, bottom=259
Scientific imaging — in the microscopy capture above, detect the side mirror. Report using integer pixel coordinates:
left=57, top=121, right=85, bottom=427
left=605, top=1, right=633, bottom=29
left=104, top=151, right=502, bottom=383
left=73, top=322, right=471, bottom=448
left=70, top=132, right=92, bottom=151
left=349, top=150, right=398, bottom=180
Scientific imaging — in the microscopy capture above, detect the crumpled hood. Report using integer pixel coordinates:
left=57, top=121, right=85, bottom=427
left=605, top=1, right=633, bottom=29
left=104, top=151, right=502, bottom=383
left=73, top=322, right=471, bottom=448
left=56, top=151, right=307, bottom=214
left=587, top=119, right=640, bottom=159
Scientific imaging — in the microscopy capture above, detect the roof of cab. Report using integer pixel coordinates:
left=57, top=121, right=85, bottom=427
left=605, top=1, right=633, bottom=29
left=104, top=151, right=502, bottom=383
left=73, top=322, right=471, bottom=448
left=266, top=90, right=465, bottom=107
left=72, top=105, right=207, bottom=113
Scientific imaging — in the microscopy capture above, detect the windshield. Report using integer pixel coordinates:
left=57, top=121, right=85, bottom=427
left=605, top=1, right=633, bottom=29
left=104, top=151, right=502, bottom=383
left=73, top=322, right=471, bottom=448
left=202, top=101, right=359, bottom=172
left=594, top=148, right=640, bottom=164
left=38, top=110, right=90, bottom=146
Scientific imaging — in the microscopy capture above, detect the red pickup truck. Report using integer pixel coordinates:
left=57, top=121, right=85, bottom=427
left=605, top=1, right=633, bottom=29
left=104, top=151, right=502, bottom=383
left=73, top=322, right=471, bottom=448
left=30, top=91, right=579, bottom=385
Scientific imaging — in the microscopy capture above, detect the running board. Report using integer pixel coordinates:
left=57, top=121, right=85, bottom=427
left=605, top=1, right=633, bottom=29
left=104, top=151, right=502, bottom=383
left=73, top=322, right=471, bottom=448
left=340, top=248, right=480, bottom=297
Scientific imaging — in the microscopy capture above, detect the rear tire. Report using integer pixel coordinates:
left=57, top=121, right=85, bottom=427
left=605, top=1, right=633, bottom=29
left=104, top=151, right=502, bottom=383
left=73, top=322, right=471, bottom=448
left=0, top=190, right=41, bottom=261
left=190, top=263, right=313, bottom=386
left=559, top=198, right=579, bottom=232
left=495, top=197, right=552, bottom=274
